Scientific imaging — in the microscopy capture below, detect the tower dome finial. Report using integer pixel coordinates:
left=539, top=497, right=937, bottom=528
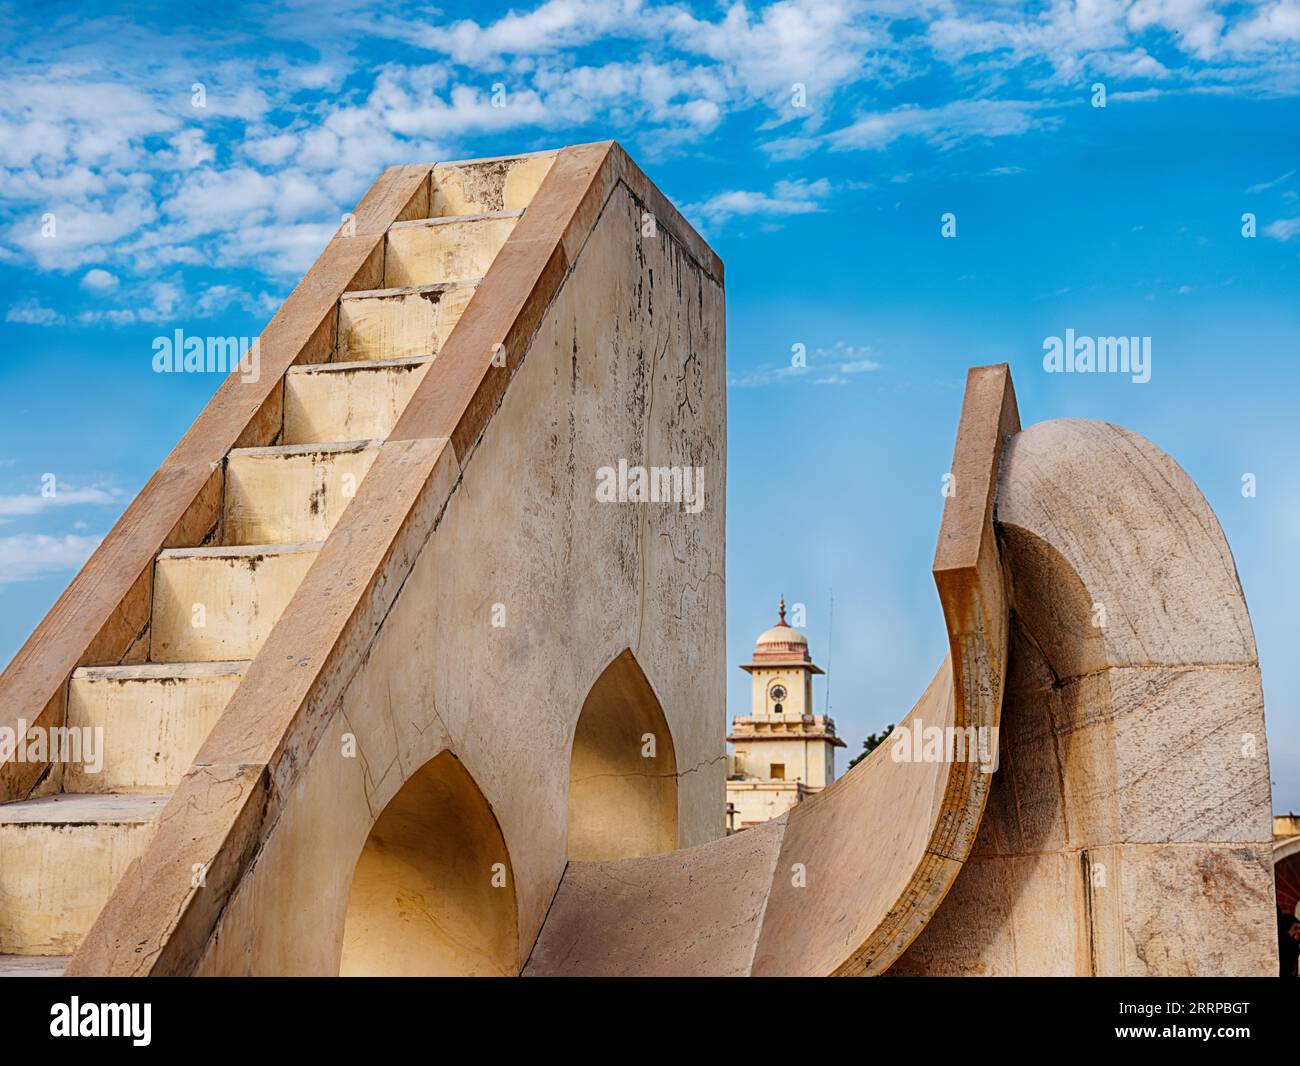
left=778, top=596, right=787, bottom=626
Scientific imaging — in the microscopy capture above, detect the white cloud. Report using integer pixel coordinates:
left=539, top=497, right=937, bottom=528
left=73, top=275, right=280, bottom=326
left=665, top=0, right=880, bottom=110
left=242, top=132, right=300, bottom=167
left=1247, top=170, right=1295, bottom=193
left=74, top=278, right=194, bottom=325
left=1128, top=0, right=1226, bottom=59
left=193, top=284, right=280, bottom=317
left=369, top=0, right=889, bottom=147
left=0, top=72, right=181, bottom=172
left=0, top=483, right=119, bottom=517
left=0, top=0, right=1295, bottom=295
left=0, top=532, right=103, bottom=583
left=75, top=308, right=137, bottom=326
left=194, top=83, right=274, bottom=122
left=5, top=299, right=64, bottom=326
left=1221, top=0, right=1300, bottom=54
left=729, top=361, right=806, bottom=388
left=811, top=342, right=881, bottom=384
left=925, top=0, right=1299, bottom=82
left=1089, top=46, right=1171, bottom=79
left=730, top=340, right=880, bottom=388
left=829, top=99, right=1051, bottom=152
left=761, top=134, right=824, bottom=161
left=929, top=2, right=1127, bottom=78
left=80, top=268, right=118, bottom=292
left=1263, top=216, right=1300, bottom=241
left=434, top=0, right=648, bottom=64
left=687, top=177, right=832, bottom=228
left=5, top=192, right=160, bottom=271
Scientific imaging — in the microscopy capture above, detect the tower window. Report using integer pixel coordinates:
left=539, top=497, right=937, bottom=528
left=770, top=763, right=785, bottom=780
left=773, top=703, right=783, bottom=715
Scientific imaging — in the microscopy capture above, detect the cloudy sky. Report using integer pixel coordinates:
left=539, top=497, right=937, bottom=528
left=1, top=0, right=1298, bottom=805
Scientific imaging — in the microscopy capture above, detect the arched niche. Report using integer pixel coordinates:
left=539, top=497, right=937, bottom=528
left=340, top=751, right=518, bottom=976
left=567, top=649, right=678, bottom=861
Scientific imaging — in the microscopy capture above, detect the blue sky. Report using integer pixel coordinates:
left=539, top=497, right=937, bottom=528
left=1, top=0, right=1298, bottom=806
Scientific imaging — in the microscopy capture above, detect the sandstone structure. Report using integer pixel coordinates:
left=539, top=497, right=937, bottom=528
left=0, top=143, right=1275, bottom=976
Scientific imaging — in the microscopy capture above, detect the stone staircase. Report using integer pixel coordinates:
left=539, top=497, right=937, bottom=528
left=0, top=153, right=552, bottom=974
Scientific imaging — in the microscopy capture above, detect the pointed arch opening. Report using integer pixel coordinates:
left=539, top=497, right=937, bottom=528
left=567, top=649, right=679, bottom=861
left=340, top=751, right=518, bottom=976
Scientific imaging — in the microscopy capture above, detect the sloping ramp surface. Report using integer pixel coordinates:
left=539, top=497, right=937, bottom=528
left=526, top=665, right=957, bottom=976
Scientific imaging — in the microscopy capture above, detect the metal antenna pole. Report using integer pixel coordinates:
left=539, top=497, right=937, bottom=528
left=826, top=589, right=834, bottom=714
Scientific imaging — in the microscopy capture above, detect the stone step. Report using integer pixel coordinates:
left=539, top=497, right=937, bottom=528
left=0, top=793, right=167, bottom=955
left=428, top=152, right=555, bottom=216
left=224, top=440, right=381, bottom=545
left=337, top=281, right=477, bottom=362
left=282, top=356, right=432, bottom=445
left=65, top=661, right=249, bottom=793
left=0, top=954, right=69, bottom=976
left=383, top=210, right=520, bottom=288
left=150, top=544, right=320, bottom=662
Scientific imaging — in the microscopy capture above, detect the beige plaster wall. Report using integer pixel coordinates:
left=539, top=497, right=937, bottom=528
left=727, top=783, right=802, bottom=826
left=748, top=668, right=812, bottom=717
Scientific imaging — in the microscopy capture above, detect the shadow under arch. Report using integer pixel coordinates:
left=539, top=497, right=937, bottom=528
left=1277, top=836, right=1300, bottom=919
left=567, top=648, right=678, bottom=861
left=339, top=751, right=518, bottom=976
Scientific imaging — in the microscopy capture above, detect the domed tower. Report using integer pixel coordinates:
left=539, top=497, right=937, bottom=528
left=744, top=597, right=820, bottom=718
left=726, top=599, right=846, bottom=831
